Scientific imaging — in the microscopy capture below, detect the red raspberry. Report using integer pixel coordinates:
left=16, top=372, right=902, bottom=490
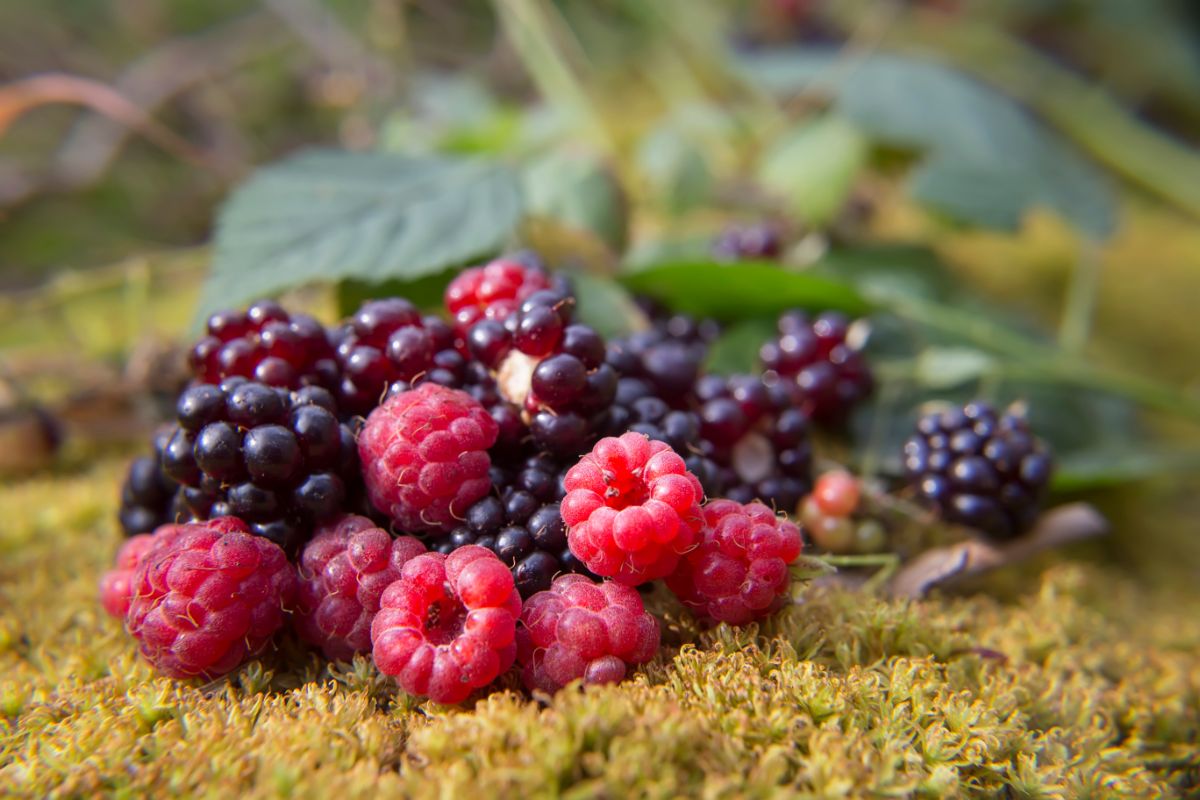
left=99, top=527, right=182, bottom=618
left=444, top=257, right=553, bottom=336
left=125, top=517, right=298, bottom=679
left=370, top=546, right=521, bottom=704
left=358, top=384, right=499, bottom=534
left=561, top=432, right=704, bottom=585
left=665, top=499, right=803, bottom=626
left=294, top=515, right=427, bottom=661
left=516, top=574, right=659, bottom=694
left=189, top=299, right=337, bottom=389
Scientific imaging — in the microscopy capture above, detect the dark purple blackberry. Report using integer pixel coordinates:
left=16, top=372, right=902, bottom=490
left=159, top=378, right=361, bottom=553
left=464, top=282, right=616, bottom=457
left=117, top=429, right=191, bottom=535
left=691, top=373, right=813, bottom=512
left=332, top=298, right=453, bottom=415
left=904, top=401, right=1054, bottom=540
left=434, top=452, right=594, bottom=597
left=760, top=310, right=872, bottom=425
left=189, top=299, right=339, bottom=390
left=712, top=222, right=783, bottom=261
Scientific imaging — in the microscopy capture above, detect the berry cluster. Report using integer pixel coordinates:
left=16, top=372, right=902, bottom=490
left=105, top=249, right=1060, bottom=703
left=904, top=401, right=1053, bottom=540
left=161, top=379, right=360, bottom=552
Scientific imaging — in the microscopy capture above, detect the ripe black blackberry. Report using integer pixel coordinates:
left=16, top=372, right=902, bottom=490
left=692, top=373, right=814, bottom=512
left=904, top=401, right=1054, bottom=540
left=466, top=285, right=617, bottom=456
left=712, top=222, right=783, bottom=261
left=117, top=429, right=190, bottom=535
left=189, top=299, right=338, bottom=390
left=332, top=298, right=454, bottom=416
left=760, top=309, right=872, bottom=426
left=158, top=378, right=361, bottom=552
left=433, top=452, right=594, bottom=598
left=606, top=313, right=717, bottom=407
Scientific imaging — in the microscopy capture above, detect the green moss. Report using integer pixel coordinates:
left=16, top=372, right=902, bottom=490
left=1, top=458, right=1198, bottom=798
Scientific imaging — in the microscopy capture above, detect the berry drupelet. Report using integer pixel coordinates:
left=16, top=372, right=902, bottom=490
left=760, top=310, right=872, bottom=425
left=605, top=313, right=717, bottom=408
left=434, top=452, right=593, bottom=599
left=117, top=428, right=190, bottom=535
left=189, top=299, right=338, bottom=390
left=160, top=379, right=360, bottom=552
left=904, top=401, right=1054, bottom=540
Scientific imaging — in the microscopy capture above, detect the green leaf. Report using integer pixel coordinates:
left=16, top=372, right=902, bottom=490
left=522, top=149, right=628, bottom=253
left=636, top=125, right=714, bottom=215
left=735, top=49, right=1116, bottom=238
left=198, top=150, right=523, bottom=320
left=758, top=114, right=866, bottom=226
left=705, top=319, right=776, bottom=375
left=569, top=273, right=648, bottom=340
left=620, top=261, right=870, bottom=321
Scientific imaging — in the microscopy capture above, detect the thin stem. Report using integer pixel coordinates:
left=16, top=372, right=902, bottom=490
left=1057, top=239, right=1103, bottom=354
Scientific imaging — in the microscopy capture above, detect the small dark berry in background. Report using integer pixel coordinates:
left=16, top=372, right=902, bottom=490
left=712, top=222, right=784, bottom=261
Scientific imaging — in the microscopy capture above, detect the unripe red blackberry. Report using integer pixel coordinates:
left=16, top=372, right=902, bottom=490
left=161, top=378, right=360, bottom=553
left=332, top=298, right=451, bottom=415
left=904, top=401, right=1053, bottom=540
left=760, top=310, right=872, bottom=425
left=444, top=253, right=558, bottom=336
left=189, top=299, right=338, bottom=390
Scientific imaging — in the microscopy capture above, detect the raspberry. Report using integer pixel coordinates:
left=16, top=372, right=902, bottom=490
left=561, top=432, right=704, bottom=585
left=125, top=517, right=298, bottom=679
left=904, top=401, right=1053, bottom=540
left=332, top=298, right=452, bottom=415
left=294, top=514, right=427, bottom=661
left=516, top=574, right=659, bottom=693
left=370, top=546, right=521, bottom=704
left=189, top=299, right=338, bottom=390
left=711, top=222, right=783, bottom=261
left=444, top=255, right=555, bottom=336
left=161, top=379, right=360, bottom=552
left=435, top=452, right=594, bottom=598
left=760, top=310, right=873, bottom=425
left=691, top=374, right=814, bottom=512
left=665, top=499, right=802, bottom=626
left=358, top=383, right=498, bottom=534
left=99, top=530, right=171, bottom=618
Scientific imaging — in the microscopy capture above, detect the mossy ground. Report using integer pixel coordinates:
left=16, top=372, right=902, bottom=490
left=2, top=457, right=1198, bottom=799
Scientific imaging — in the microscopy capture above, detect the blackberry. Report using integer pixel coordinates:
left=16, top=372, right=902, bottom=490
left=161, top=378, right=360, bottom=553
left=904, top=401, right=1054, bottom=540
left=189, top=299, right=338, bottom=390
left=433, top=452, right=594, bottom=598
left=692, top=373, right=814, bottom=512
left=712, top=222, right=784, bottom=261
left=332, top=298, right=453, bottom=416
left=606, top=313, right=717, bottom=407
left=117, top=429, right=190, bottom=535
left=760, top=310, right=872, bottom=425
left=467, top=282, right=617, bottom=457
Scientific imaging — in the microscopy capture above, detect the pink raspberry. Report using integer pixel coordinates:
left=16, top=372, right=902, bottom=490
left=516, top=574, right=659, bottom=694
left=444, top=257, right=553, bottom=335
left=99, top=527, right=182, bottom=618
left=125, top=517, right=298, bottom=679
left=370, top=546, right=521, bottom=704
left=665, top=499, right=803, bottom=626
left=561, top=432, right=704, bottom=585
left=358, top=383, right=499, bottom=534
left=294, top=514, right=427, bottom=661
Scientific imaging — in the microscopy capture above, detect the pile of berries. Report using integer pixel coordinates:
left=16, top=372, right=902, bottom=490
left=104, top=251, right=1056, bottom=704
